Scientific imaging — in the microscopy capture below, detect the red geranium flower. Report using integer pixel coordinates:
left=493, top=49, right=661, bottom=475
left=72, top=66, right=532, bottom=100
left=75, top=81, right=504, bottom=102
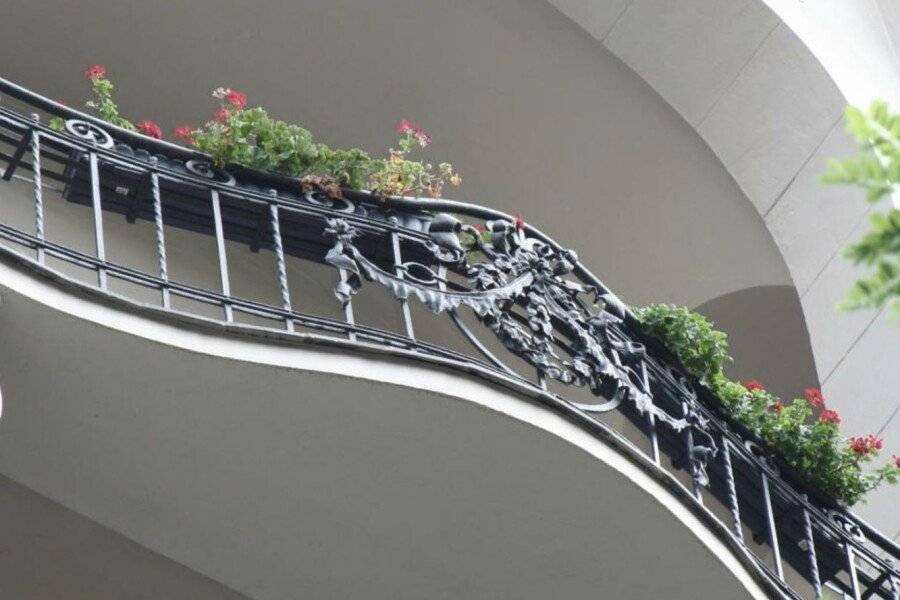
left=214, top=107, right=231, bottom=123
left=396, top=118, right=415, bottom=135
left=743, top=380, right=765, bottom=393
left=225, top=89, right=247, bottom=110
left=804, top=387, right=825, bottom=407
left=849, top=434, right=882, bottom=456
left=136, top=120, right=162, bottom=139
left=514, top=215, right=526, bottom=230
left=174, top=125, right=195, bottom=143
left=819, top=409, right=841, bottom=425
left=84, top=65, right=107, bottom=80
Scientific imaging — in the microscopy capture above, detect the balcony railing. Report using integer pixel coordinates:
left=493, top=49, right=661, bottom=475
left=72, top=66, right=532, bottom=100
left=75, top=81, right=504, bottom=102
left=0, top=76, right=897, bottom=600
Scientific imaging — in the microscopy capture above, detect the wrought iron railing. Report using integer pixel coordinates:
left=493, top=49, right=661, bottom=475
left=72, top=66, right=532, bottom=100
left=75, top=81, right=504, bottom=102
left=0, top=76, right=897, bottom=600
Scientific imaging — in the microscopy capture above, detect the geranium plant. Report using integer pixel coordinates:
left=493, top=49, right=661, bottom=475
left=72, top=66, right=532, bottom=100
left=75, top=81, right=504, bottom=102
left=50, top=68, right=462, bottom=201
left=637, top=303, right=899, bottom=505
left=367, top=119, right=461, bottom=198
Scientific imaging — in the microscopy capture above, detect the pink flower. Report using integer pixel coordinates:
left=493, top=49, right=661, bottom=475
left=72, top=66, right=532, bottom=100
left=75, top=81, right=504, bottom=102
left=213, top=107, right=231, bottom=122
left=225, top=89, right=247, bottom=110
left=136, top=120, right=162, bottom=139
left=412, top=126, right=431, bottom=146
left=514, top=215, right=526, bottom=230
left=84, top=65, right=107, bottom=80
left=743, top=380, right=765, bottom=393
left=473, top=223, right=485, bottom=234
left=396, top=118, right=415, bottom=135
left=804, top=387, right=825, bottom=407
left=894, top=455, right=900, bottom=468
left=819, top=409, right=841, bottom=425
left=174, top=125, right=195, bottom=143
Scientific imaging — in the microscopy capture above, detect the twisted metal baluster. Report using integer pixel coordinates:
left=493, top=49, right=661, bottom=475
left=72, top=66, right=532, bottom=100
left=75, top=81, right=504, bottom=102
left=149, top=158, right=170, bottom=308
left=29, top=114, right=44, bottom=264
left=268, top=191, right=294, bottom=332
left=800, top=496, right=822, bottom=599
left=720, top=435, right=743, bottom=543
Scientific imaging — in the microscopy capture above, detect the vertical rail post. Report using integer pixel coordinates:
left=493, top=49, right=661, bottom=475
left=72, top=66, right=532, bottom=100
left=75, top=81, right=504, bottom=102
left=149, top=158, right=170, bottom=309
left=761, top=471, right=785, bottom=581
left=210, top=189, right=233, bottom=322
left=390, top=230, right=415, bottom=339
left=890, top=571, right=900, bottom=600
left=845, top=544, right=862, bottom=600
left=641, top=362, right=660, bottom=465
left=88, top=148, right=107, bottom=290
left=720, top=436, right=743, bottom=543
left=683, top=402, right=703, bottom=504
left=800, top=496, right=822, bottom=599
left=268, top=191, right=294, bottom=333
left=29, top=114, right=45, bottom=264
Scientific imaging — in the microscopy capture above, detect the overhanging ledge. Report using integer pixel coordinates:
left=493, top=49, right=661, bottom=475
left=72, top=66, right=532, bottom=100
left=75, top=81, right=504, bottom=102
left=0, top=247, right=777, bottom=599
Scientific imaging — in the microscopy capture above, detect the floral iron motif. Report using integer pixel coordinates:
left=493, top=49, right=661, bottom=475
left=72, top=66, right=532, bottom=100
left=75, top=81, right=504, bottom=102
left=324, top=215, right=717, bottom=477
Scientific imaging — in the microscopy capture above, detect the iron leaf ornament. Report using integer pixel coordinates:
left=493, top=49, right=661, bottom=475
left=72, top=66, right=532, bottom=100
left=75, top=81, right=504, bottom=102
left=324, top=214, right=716, bottom=481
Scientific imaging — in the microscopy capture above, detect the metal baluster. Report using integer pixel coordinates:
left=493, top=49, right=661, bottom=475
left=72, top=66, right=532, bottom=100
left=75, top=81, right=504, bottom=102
left=149, top=158, right=170, bottom=309
left=761, top=471, right=785, bottom=581
left=29, top=114, right=44, bottom=264
left=390, top=231, right=415, bottom=339
left=88, top=149, right=107, bottom=289
left=889, top=570, right=900, bottom=600
left=720, top=436, right=743, bottom=543
left=210, top=189, right=233, bottom=322
left=683, top=402, right=703, bottom=504
left=800, top=496, right=822, bottom=599
left=268, top=191, right=294, bottom=333
left=641, top=362, right=660, bottom=465
left=846, top=544, right=862, bottom=600
left=340, top=267, right=357, bottom=341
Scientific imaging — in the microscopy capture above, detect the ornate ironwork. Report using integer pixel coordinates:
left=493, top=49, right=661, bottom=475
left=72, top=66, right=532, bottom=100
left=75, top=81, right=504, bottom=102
left=324, top=215, right=714, bottom=445
left=63, top=118, right=114, bottom=149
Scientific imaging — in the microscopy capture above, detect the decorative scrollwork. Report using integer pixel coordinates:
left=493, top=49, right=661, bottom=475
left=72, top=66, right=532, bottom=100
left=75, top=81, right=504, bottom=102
left=324, top=215, right=711, bottom=441
left=64, top=119, right=114, bottom=149
left=827, top=510, right=867, bottom=543
left=185, top=160, right=236, bottom=186
left=303, top=190, right=355, bottom=213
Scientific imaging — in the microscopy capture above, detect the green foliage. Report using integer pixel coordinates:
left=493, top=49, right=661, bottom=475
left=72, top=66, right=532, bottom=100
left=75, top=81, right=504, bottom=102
left=191, top=106, right=373, bottom=190
left=638, top=304, right=899, bottom=505
left=632, top=304, right=730, bottom=385
left=84, top=75, right=136, bottom=132
left=822, top=101, right=900, bottom=317
left=367, top=126, right=460, bottom=198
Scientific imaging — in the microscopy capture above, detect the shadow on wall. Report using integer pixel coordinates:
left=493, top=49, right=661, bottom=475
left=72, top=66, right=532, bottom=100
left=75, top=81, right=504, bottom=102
left=693, top=285, right=819, bottom=401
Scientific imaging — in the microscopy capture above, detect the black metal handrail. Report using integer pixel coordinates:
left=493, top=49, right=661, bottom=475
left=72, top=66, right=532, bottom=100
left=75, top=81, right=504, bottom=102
left=0, top=75, right=897, bottom=600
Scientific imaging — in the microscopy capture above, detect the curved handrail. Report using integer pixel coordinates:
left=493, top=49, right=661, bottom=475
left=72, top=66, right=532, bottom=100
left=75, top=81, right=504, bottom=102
left=0, top=75, right=897, bottom=600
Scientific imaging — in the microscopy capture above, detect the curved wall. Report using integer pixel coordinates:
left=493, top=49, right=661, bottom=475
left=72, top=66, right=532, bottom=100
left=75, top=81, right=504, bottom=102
left=547, top=0, right=900, bottom=538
